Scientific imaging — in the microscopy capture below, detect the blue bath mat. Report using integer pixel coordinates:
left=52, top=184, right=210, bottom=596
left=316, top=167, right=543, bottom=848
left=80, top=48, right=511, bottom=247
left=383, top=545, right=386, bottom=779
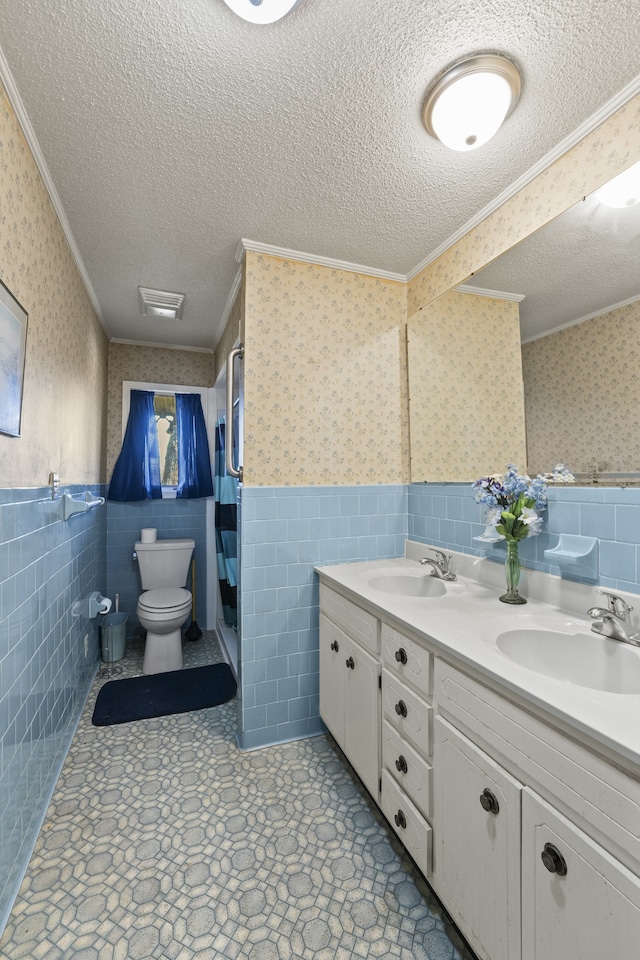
left=92, top=663, right=237, bottom=726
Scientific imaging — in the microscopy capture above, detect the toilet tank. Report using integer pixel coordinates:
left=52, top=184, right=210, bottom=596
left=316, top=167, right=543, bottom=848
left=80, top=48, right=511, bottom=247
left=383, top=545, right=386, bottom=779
left=135, top=538, right=195, bottom=590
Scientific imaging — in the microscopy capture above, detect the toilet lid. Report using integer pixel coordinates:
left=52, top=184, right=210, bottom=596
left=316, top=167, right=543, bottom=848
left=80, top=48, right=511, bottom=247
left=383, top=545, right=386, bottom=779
left=138, top=588, right=191, bottom=611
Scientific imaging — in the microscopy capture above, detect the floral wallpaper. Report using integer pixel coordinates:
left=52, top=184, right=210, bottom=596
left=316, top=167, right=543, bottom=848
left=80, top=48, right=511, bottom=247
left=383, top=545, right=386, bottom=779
left=523, top=299, right=640, bottom=476
left=408, top=290, right=525, bottom=481
left=408, top=94, right=640, bottom=317
left=243, top=252, right=408, bottom=487
left=106, top=342, right=214, bottom=477
left=0, top=84, right=108, bottom=487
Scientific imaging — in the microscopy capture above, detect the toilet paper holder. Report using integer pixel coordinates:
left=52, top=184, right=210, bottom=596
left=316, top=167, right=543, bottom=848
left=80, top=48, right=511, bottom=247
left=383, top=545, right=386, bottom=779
left=72, top=591, right=112, bottom=619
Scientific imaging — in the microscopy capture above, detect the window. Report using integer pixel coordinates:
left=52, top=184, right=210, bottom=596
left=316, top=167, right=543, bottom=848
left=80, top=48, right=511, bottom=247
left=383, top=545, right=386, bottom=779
left=110, top=381, right=212, bottom=502
left=153, top=394, right=178, bottom=488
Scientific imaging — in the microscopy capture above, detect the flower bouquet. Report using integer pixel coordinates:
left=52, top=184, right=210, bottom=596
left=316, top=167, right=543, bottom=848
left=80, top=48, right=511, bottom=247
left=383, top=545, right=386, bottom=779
left=472, top=465, right=548, bottom=603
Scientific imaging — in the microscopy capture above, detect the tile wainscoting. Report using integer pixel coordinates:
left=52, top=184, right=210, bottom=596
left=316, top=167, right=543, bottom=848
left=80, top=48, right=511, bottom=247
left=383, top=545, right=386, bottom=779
left=0, top=484, right=106, bottom=930
left=408, top=482, right=640, bottom=593
left=238, top=485, right=408, bottom=750
left=238, top=481, right=640, bottom=750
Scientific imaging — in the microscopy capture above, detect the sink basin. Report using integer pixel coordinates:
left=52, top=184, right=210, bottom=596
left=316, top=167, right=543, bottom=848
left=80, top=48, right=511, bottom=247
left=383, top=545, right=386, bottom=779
left=494, top=621, right=640, bottom=694
left=366, top=570, right=447, bottom=598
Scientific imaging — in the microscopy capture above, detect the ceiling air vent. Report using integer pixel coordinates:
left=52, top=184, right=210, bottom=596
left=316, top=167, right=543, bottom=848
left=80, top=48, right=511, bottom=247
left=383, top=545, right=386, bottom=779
left=138, top=286, right=186, bottom=321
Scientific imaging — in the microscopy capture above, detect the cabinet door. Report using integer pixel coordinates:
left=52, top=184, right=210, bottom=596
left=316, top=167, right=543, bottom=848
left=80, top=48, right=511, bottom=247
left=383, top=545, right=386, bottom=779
left=343, top=638, right=380, bottom=799
left=433, top=717, right=522, bottom=960
left=522, top=788, right=640, bottom=960
left=319, top=614, right=345, bottom=748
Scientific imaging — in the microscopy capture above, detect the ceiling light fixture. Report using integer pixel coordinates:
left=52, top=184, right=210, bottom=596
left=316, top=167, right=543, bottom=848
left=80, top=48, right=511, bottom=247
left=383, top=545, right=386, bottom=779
left=423, top=54, right=521, bottom=152
left=594, top=160, right=640, bottom=208
left=220, top=0, right=303, bottom=24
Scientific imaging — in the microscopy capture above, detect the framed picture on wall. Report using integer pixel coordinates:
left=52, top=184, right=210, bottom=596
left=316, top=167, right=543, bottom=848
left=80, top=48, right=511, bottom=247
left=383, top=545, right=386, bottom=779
left=0, top=279, right=28, bottom=437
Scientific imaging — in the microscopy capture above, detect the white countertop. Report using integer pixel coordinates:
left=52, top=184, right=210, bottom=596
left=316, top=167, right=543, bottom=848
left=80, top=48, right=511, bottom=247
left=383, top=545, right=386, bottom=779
left=316, top=544, right=640, bottom=772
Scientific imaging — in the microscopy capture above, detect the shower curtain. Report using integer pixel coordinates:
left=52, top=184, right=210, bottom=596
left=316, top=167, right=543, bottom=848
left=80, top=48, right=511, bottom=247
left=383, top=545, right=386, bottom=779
left=214, top=415, right=238, bottom=628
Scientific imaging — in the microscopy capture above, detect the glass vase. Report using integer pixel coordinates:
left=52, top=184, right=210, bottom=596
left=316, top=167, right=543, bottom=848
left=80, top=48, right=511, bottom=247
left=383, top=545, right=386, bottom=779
left=499, top=539, right=527, bottom=604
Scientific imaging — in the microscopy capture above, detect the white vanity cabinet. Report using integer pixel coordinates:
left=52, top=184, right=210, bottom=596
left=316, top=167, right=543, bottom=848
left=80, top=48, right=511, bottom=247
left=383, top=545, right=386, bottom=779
left=434, top=658, right=640, bottom=960
left=319, top=585, right=380, bottom=800
left=317, top=559, right=640, bottom=960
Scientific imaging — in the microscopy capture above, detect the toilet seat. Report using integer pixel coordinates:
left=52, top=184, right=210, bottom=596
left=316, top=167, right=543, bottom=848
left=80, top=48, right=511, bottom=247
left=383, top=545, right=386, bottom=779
left=138, top=587, right=191, bottom=614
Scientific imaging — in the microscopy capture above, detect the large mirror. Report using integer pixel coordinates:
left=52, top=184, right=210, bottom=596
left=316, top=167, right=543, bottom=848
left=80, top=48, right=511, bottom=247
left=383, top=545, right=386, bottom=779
left=408, top=156, right=640, bottom=484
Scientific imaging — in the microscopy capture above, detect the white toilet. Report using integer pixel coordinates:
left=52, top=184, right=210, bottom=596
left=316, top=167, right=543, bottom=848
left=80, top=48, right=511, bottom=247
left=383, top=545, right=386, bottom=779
left=135, top=538, right=195, bottom=675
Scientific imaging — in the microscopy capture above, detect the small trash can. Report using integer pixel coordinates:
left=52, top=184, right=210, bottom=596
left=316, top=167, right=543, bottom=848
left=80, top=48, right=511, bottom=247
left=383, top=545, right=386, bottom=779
left=100, top=612, right=128, bottom=663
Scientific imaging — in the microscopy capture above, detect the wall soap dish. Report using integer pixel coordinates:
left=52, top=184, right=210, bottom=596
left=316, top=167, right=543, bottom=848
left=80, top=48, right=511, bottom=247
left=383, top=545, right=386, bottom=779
left=544, top=534, right=598, bottom=580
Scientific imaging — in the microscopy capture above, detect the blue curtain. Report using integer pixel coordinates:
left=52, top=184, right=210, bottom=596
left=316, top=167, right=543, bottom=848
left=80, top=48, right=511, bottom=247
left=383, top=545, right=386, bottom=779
left=108, top=390, right=162, bottom=502
left=214, top=415, right=238, bottom=627
left=176, top=393, right=214, bottom=499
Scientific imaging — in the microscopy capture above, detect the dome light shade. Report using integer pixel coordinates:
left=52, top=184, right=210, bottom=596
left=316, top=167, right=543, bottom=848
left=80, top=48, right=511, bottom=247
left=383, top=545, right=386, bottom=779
left=423, top=55, right=521, bottom=152
left=221, top=0, right=303, bottom=24
left=595, top=160, right=640, bottom=208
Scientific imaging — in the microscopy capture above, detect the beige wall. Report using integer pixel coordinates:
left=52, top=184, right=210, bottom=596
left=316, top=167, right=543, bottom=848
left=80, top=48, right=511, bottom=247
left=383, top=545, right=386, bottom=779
left=407, top=94, right=640, bottom=318
left=0, top=86, right=108, bottom=487
left=523, top=300, right=640, bottom=475
left=106, top=343, right=214, bottom=478
left=408, top=291, right=525, bottom=481
left=243, top=252, right=408, bottom=486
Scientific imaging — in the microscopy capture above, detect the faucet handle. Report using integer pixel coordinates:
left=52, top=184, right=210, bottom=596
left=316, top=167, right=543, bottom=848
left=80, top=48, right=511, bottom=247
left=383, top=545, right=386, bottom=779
left=597, top=589, right=633, bottom=620
left=430, top=548, right=450, bottom=568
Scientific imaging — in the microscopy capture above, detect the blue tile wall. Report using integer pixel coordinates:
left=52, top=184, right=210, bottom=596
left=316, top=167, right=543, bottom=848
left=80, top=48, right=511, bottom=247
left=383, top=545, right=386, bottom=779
left=238, top=485, right=407, bottom=750
left=0, top=484, right=106, bottom=931
left=106, top=498, right=208, bottom=634
left=408, top=482, right=640, bottom=594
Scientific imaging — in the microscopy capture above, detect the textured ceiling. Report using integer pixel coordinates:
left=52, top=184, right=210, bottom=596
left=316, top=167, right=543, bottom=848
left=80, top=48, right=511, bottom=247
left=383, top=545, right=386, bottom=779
left=0, top=0, right=639, bottom=350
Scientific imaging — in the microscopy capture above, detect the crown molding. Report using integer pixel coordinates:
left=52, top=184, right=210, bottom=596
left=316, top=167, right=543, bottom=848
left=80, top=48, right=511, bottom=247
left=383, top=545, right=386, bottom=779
left=238, top=238, right=406, bottom=282
left=455, top=283, right=525, bottom=302
left=407, top=73, right=640, bottom=283
left=0, top=43, right=105, bottom=326
left=109, top=337, right=213, bottom=354
left=522, top=292, right=640, bottom=345
left=212, top=267, right=243, bottom=349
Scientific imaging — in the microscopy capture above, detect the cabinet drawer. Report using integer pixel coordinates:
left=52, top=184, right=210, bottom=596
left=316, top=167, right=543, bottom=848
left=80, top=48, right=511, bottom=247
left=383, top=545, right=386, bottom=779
left=320, top=584, right=379, bottom=656
left=382, top=668, right=432, bottom=759
left=382, top=719, right=432, bottom=820
left=381, top=622, right=432, bottom=697
left=435, top=658, right=640, bottom=869
left=381, top=769, right=432, bottom=877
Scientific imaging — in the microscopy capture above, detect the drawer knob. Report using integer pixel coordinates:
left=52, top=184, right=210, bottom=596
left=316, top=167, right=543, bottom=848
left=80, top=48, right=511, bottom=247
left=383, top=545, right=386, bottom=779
left=395, top=647, right=408, bottom=665
left=479, top=788, right=500, bottom=815
left=394, top=700, right=408, bottom=718
left=330, top=640, right=339, bottom=652
left=541, top=843, right=568, bottom=876
left=395, top=755, right=408, bottom=774
left=345, top=656, right=355, bottom=670
left=394, top=810, right=407, bottom=829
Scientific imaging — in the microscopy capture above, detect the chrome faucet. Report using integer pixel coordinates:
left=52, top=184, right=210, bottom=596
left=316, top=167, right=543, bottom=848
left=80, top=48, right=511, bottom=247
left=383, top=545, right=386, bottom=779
left=420, top=549, right=457, bottom=581
left=587, top=590, right=640, bottom=646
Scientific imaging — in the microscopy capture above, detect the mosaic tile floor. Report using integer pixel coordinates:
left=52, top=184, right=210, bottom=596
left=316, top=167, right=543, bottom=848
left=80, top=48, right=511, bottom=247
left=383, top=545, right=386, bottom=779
left=1, top=631, right=476, bottom=960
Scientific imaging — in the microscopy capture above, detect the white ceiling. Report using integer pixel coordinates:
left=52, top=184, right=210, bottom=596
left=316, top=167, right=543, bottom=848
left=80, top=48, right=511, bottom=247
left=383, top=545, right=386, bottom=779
left=0, top=0, right=639, bottom=351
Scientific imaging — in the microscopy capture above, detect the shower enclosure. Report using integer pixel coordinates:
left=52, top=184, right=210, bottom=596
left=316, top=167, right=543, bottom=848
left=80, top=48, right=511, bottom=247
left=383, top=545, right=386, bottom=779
left=207, top=344, right=243, bottom=676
